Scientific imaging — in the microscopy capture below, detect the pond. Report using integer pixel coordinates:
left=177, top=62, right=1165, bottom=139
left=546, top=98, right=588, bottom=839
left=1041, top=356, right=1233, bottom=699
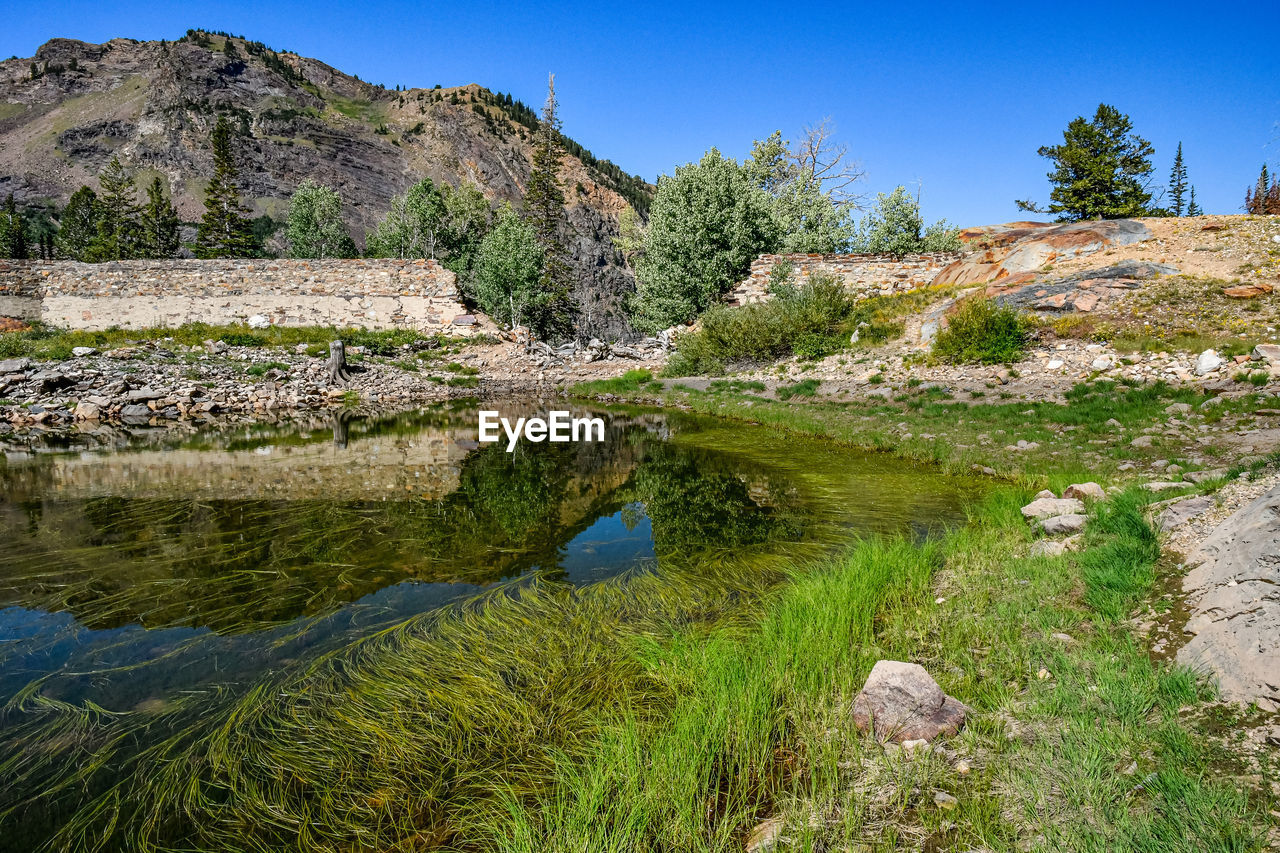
left=0, top=402, right=984, bottom=851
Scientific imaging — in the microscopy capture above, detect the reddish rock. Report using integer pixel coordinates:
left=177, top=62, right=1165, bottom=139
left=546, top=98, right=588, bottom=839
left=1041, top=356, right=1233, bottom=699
left=1223, top=283, right=1273, bottom=299
left=1072, top=291, right=1100, bottom=312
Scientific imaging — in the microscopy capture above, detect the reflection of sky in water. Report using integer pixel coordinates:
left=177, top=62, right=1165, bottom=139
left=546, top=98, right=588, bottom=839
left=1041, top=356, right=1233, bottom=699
left=0, top=504, right=658, bottom=707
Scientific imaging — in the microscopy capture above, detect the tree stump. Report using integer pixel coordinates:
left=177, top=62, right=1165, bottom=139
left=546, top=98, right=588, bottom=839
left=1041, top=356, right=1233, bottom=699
left=327, top=340, right=351, bottom=385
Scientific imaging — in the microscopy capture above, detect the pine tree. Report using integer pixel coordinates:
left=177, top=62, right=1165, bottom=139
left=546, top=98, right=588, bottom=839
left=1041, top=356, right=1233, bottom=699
left=56, top=186, right=103, bottom=260
left=522, top=73, right=574, bottom=340
left=1168, top=142, right=1187, bottom=217
left=0, top=194, right=29, bottom=259
left=1186, top=186, right=1203, bottom=217
left=91, top=157, right=141, bottom=260
left=195, top=115, right=257, bottom=258
left=139, top=177, right=181, bottom=258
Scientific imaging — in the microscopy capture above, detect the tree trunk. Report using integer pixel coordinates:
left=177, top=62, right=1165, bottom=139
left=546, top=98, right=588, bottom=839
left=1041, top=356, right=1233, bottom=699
left=327, top=340, right=351, bottom=385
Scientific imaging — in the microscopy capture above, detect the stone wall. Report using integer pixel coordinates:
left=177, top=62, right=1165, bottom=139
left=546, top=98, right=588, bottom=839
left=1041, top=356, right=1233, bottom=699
left=726, top=252, right=962, bottom=305
left=0, top=259, right=479, bottom=333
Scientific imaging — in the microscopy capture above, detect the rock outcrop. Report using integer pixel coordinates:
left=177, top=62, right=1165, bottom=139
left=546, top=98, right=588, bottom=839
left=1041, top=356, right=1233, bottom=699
left=1177, top=485, right=1280, bottom=711
left=933, top=220, right=1152, bottom=287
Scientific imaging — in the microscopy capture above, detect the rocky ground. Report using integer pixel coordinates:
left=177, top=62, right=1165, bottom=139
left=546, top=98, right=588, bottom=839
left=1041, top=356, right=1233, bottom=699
left=0, top=335, right=664, bottom=433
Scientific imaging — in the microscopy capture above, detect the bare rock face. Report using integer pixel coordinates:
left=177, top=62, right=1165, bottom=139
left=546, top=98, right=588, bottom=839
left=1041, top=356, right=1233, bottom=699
left=933, top=220, right=1152, bottom=287
left=1177, top=485, right=1280, bottom=711
left=852, top=660, right=969, bottom=743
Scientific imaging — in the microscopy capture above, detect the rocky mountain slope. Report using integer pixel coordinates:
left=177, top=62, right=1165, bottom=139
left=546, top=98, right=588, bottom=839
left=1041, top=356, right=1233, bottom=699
left=0, top=30, right=651, bottom=337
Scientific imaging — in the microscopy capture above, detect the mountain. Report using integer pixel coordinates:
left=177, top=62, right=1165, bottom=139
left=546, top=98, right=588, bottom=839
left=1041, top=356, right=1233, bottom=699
left=0, top=30, right=652, bottom=338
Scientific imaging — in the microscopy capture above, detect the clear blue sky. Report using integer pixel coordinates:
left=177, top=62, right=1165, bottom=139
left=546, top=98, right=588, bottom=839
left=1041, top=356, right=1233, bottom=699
left=5, top=1, right=1278, bottom=226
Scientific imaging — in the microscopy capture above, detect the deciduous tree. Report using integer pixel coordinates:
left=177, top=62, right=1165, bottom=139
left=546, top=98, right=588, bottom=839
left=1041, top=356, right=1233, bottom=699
left=285, top=180, right=357, bottom=259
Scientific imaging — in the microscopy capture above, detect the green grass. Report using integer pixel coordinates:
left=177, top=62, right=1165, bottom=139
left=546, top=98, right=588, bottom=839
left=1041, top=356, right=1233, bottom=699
left=245, top=361, right=290, bottom=377
left=574, top=369, right=664, bottom=396
left=776, top=378, right=821, bottom=400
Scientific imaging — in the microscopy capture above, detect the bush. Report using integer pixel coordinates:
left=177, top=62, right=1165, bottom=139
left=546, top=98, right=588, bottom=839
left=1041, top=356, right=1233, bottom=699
left=931, top=297, right=1030, bottom=364
left=664, top=274, right=854, bottom=375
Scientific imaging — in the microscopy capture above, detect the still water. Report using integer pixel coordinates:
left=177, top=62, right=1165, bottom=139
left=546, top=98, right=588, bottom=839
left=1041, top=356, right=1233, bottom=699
left=0, top=402, right=983, bottom=849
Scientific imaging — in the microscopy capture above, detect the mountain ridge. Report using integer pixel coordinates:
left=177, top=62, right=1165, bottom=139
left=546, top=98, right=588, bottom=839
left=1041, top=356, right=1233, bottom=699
left=0, top=30, right=651, bottom=337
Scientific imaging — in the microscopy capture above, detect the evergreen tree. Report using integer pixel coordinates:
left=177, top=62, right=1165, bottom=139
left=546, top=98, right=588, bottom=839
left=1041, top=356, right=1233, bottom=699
left=195, top=115, right=258, bottom=258
left=1186, top=186, right=1203, bottom=217
left=1244, top=164, right=1278, bottom=215
left=0, top=194, right=29, bottom=259
left=1168, top=141, right=1188, bottom=217
left=56, top=186, right=103, bottom=260
left=90, top=157, right=142, bottom=260
left=139, top=177, right=181, bottom=258
left=522, top=74, right=574, bottom=340
left=285, top=180, right=358, bottom=258
left=1016, top=103, right=1156, bottom=221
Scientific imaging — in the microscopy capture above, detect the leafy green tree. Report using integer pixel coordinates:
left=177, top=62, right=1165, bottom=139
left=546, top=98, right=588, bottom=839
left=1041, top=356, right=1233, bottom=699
left=284, top=180, right=358, bottom=258
left=612, top=205, right=647, bottom=270
left=139, top=177, right=181, bottom=258
left=631, top=149, right=780, bottom=333
left=55, top=186, right=103, bottom=260
left=1168, top=142, right=1188, bottom=217
left=90, top=157, right=141, bottom=260
left=0, top=194, right=29, bottom=259
left=1016, top=103, right=1156, bottom=221
left=194, top=115, right=258, bottom=258
left=744, top=125, right=859, bottom=253
left=366, top=178, right=492, bottom=278
left=472, top=203, right=545, bottom=334
left=851, top=186, right=961, bottom=256
left=522, top=74, right=574, bottom=339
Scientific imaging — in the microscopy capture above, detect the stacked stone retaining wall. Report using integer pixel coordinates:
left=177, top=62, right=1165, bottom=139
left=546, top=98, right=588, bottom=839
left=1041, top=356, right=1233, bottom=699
left=0, top=258, right=477, bottom=332
left=727, top=252, right=962, bottom=305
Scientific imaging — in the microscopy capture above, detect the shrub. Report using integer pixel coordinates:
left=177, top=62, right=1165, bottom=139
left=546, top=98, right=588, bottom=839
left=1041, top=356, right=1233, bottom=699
left=663, top=274, right=854, bottom=375
left=931, top=297, right=1030, bottom=364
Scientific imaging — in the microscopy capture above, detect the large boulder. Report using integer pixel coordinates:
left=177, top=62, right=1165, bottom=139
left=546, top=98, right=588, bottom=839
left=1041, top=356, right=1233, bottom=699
left=1021, top=497, right=1085, bottom=520
left=852, top=660, right=969, bottom=743
left=1177, top=485, right=1280, bottom=711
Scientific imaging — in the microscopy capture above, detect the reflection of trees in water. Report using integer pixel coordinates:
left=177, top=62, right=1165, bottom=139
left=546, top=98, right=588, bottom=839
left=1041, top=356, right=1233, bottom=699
left=626, top=444, right=798, bottom=555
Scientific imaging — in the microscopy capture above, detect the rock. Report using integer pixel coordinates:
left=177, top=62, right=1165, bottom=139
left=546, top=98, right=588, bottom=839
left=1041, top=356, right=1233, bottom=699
left=73, top=401, right=101, bottom=420
left=1020, top=497, right=1085, bottom=520
left=933, top=791, right=958, bottom=810
left=1040, top=513, right=1087, bottom=534
left=1223, top=283, right=1274, bottom=299
left=1165, top=403, right=1192, bottom=415
left=852, top=660, right=969, bottom=743
left=0, top=358, right=31, bottom=374
left=71, top=346, right=97, bottom=357
left=204, top=339, right=229, bottom=354
left=452, top=314, right=477, bottom=326
left=1254, top=344, right=1280, bottom=362
left=32, top=370, right=75, bottom=391
left=119, top=403, right=152, bottom=420
left=1143, top=481, right=1194, bottom=493
left=1034, top=489, right=1056, bottom=500
left=745, top=818, right=784, bottom=853
left=247, top=314, right=271, bottom=329
left=1157, top=496, right=1215, bottom=532
left=1091, top=356, right=1113, bottom=371
left=1029, top=540, right=1068, bottom=557
left=1046, top=358, right=1065, bottom=370
left=1183, top=468, right=1229, bottom=484
left=1130, top=435, right=1154, bottom=448
left=1178, top=484, right=1280, bottom=709
left=1195, top=350, right=1223, bottom=376
left=1063, top=482, right=1105, bottom=501
left=126, top=388, right=162, bottom=402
